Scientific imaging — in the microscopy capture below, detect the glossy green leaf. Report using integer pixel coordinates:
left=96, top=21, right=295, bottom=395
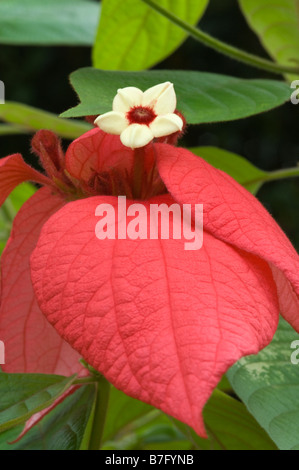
left=239, top=0, right=299, bottom=80
left=61, top=68, right=290, bottom=123
left=0, top=373, right=76, bottom=433
left=0, top=385, right=95, bottom=450
left=0, top=102, right=91, bottom=139
left=0, top=374, right=64, bottom=414
left=174, top=389, right=277, bottom=450
left=191, top=146, right=266, bottom=194
left=93, top=0, right=208, bottom=70
left=0, top=0, right=100, bottom=46
left=191, top=146, right=299, bottom=194
left=0, top=183, right=36, bottom=254
left=227, top=318, right=299, bottom=450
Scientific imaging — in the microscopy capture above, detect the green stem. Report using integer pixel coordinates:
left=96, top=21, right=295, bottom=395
left=296, top=0, right=299, bottom=23
left=88, top=376, right=110, bottom=450
left=140, top=0, right=299, bottom=76
left=262, top=166, right=299, bottom=183
left=0, top=124, right=29, bottom=135
left=73, top=377, right=98, bottom=385
left=205, top=423, right=226, bottom=450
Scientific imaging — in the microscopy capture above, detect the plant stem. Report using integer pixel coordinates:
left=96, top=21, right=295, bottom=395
left=73, top=377, right=98, bottom=385
left=88, top=376, right=110, bottom=450
left=140, top=0, right=299, bottom=76
left=246, top=166, right=299, bottom=187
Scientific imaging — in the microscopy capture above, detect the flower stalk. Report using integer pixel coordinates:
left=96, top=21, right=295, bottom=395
left=140, top=0, right=299, bottom=76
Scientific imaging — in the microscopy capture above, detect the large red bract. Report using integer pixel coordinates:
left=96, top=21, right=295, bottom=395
left=1, top=128, right=299, bottom=436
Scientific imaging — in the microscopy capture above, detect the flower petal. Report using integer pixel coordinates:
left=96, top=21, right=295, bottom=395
left=0, top=153, right=51, bottom=206
left=113, top=87, right=143, bottom=113
left=150, top=114, right=183, bottom=138
left=142, top=82, right=176, bottom=115
left=156, top=144, right=299, bottom=331
left=0, top=188, right=83, bottom=375
left=94, top=111, right=129, bottom=135
left=65, top=128, right=134, bottom=183
left=120, top=124, right=154, bottom=149
left=31, top=130, right=64, bottom=178
left=31, top=195, right=279, bottom=436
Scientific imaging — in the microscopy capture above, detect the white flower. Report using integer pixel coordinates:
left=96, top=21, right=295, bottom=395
left=94, top=82, right=183, bottom=149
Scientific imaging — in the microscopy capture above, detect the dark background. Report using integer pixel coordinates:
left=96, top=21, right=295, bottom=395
left=0, top=0, right=298, bottom=246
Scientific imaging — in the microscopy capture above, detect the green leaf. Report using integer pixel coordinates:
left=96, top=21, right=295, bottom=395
left=0, top=374, right=63, bottom=412
left=61, top=68, right=291, bottom=123
left=92, top=0, right=208, bottom=70
left=227, top=318, right=299, bottom=450
left=191, top=146, right=267, bottom=194
left=0, top=0, right=100, bottom=46
left=0, top=373, right=77, bottom=433
left=0, top=102, right=91, bottom=139
left=0, top=385, right=95, bottom=450
left=101, top=384, right=275, bottom=450
left=173, top=389, right=277, bottom=450
left=0, top=183, right=37, bottom=254
left=239, top=0, right=299, bottom=81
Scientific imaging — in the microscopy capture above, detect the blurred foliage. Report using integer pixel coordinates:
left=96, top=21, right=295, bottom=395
left=0, top=183, right=36, bottom=254
left=228, top=318, right=299, bottom=450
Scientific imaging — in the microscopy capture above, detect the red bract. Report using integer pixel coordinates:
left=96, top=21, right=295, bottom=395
left=1, top=128, right=299, bottom=436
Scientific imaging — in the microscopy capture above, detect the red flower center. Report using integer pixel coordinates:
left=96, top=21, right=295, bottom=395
left=126, top=106, right=156, bottom=126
